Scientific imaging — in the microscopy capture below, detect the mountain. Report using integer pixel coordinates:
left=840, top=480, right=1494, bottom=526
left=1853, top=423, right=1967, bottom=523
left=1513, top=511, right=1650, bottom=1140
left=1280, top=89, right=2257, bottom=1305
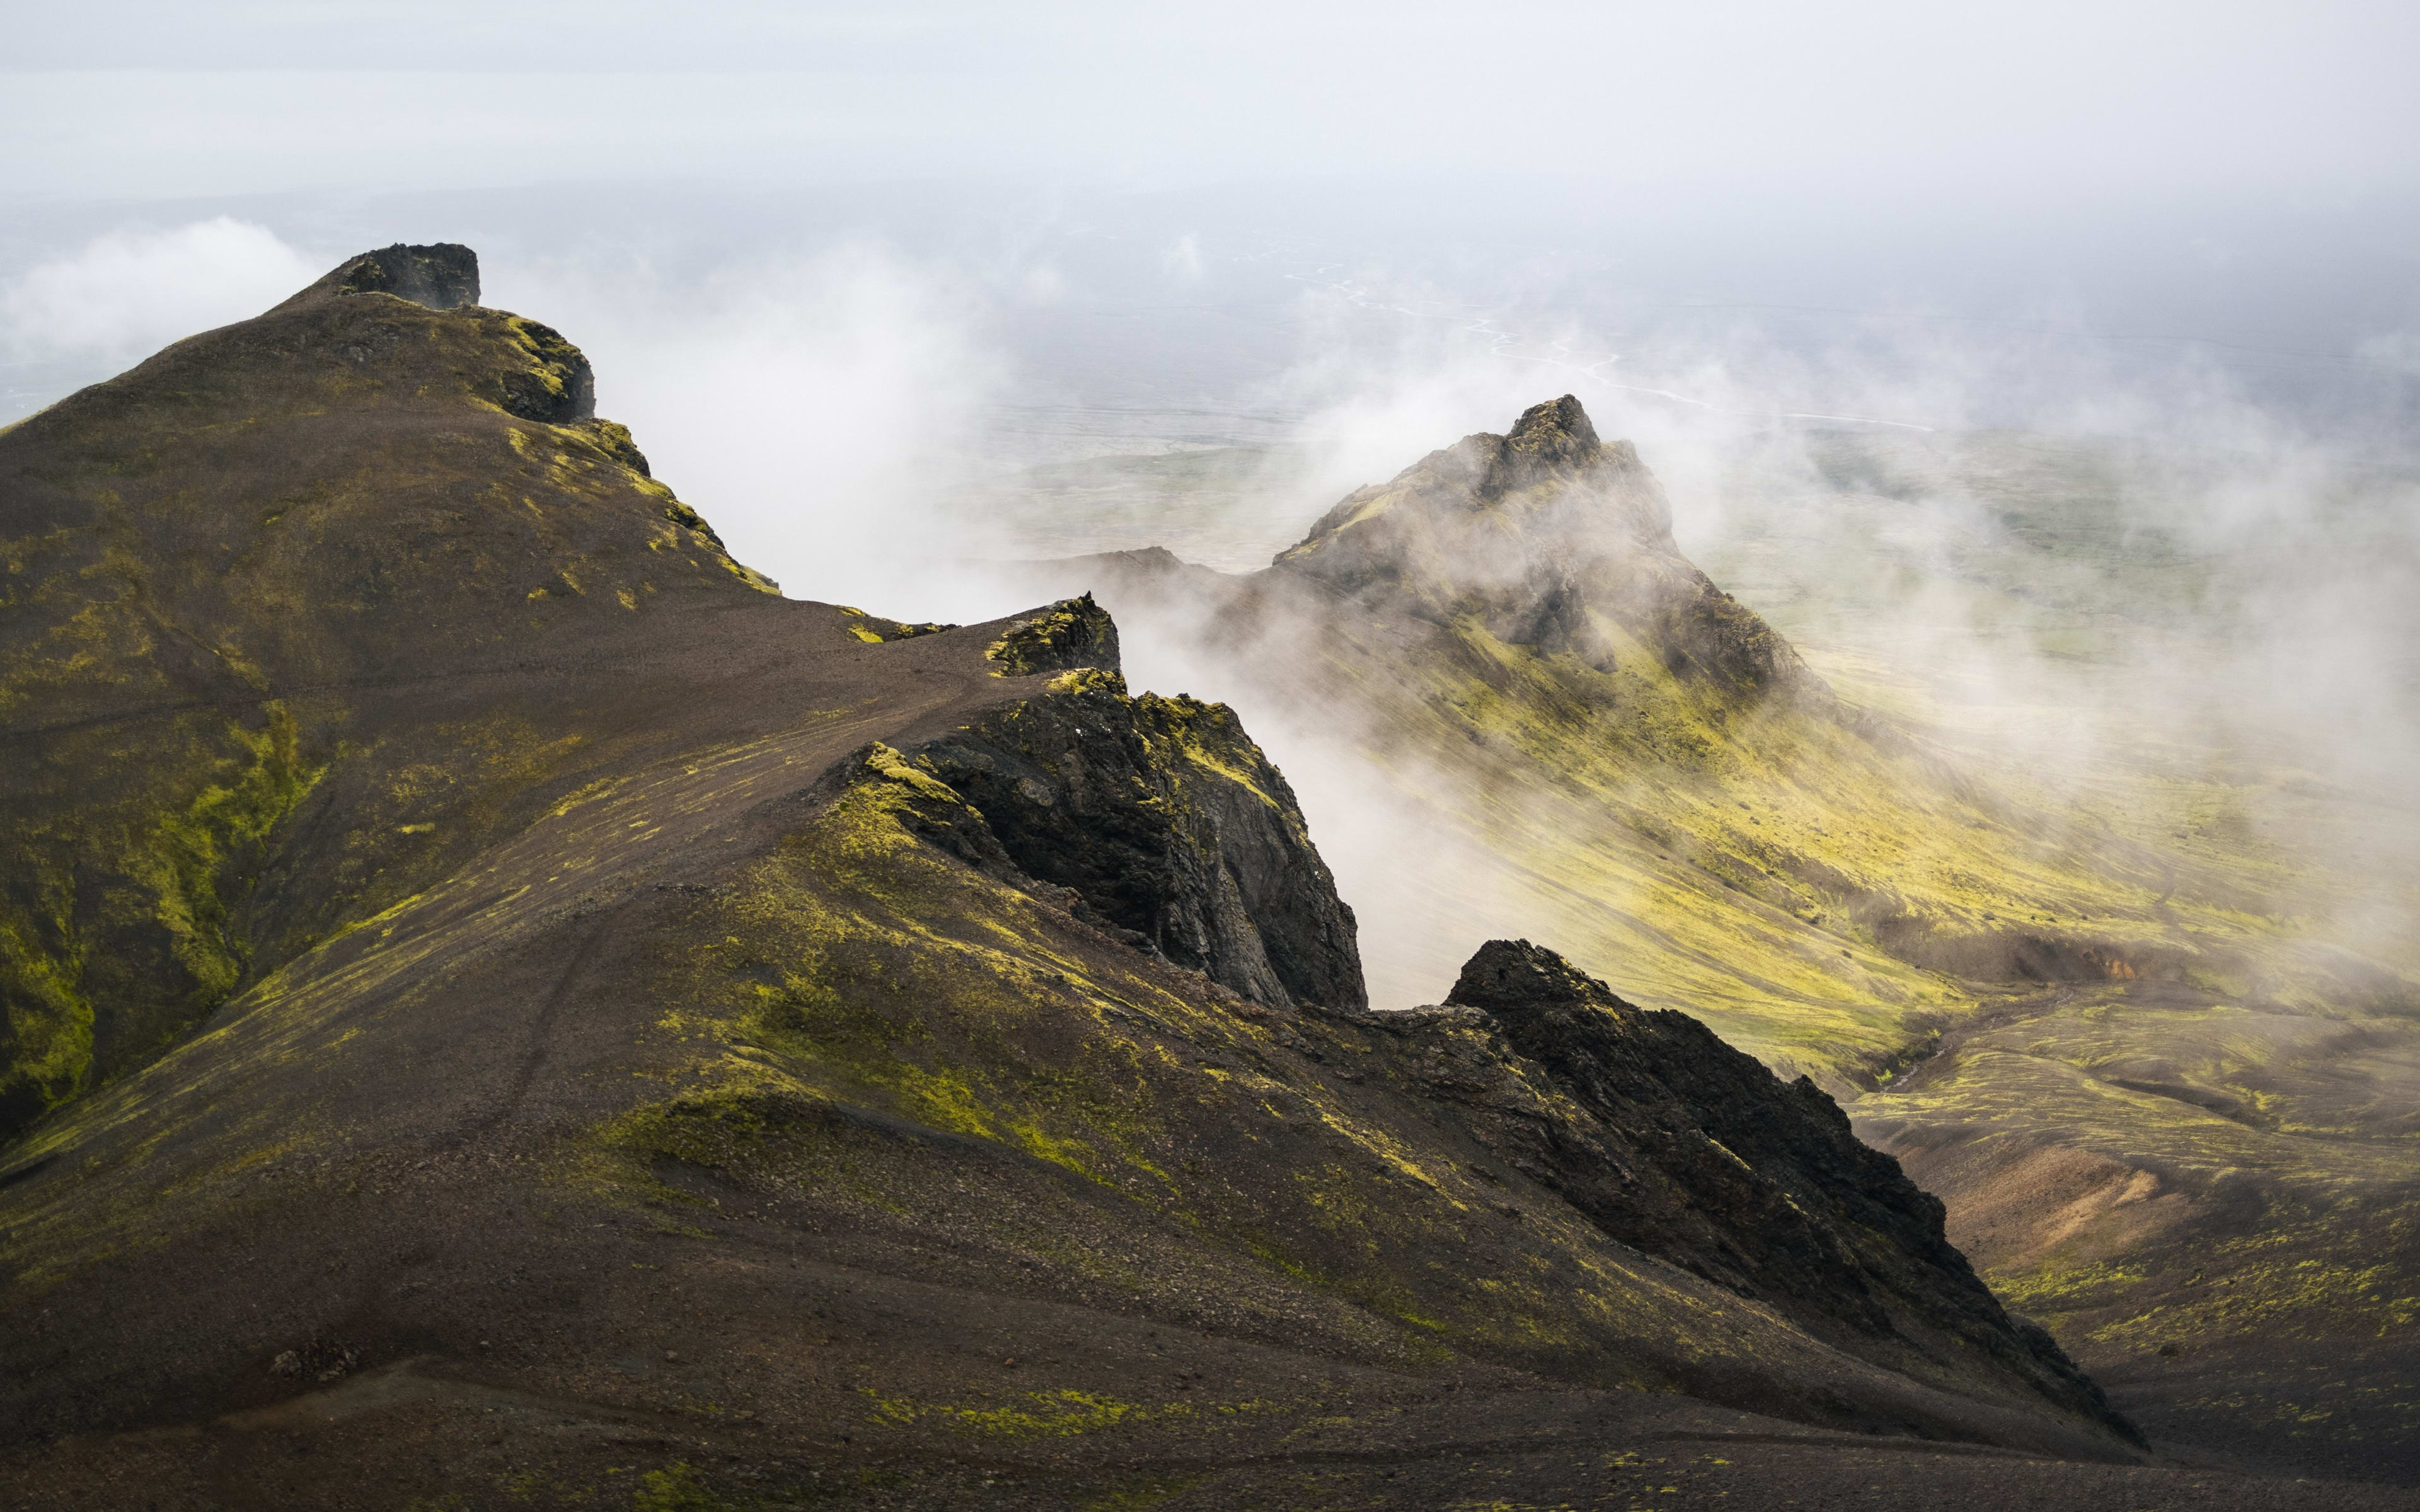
left=1274, top=394, right=1814, bottom=696
left=4, top=246, right=2409, bottom=1509
left=1006, top=396, right=2420, bottom=1486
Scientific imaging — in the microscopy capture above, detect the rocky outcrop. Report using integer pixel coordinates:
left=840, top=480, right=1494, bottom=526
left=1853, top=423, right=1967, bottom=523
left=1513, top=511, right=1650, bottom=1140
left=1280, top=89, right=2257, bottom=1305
left=272, top=242, right=481, bottom=314
left=1364, top=939, right=2136, bottom=1440
left=1273, top=396, right=1816, bottom=696
left=986, top=593, right=1121, bottom=677
left=890, top=661, right=1364, bottom=1012
left=263, top=242, right=594, bottom=424
left=844, top=605, right=1362, bottom=1014
left=493, top=314, right=596, bottom=423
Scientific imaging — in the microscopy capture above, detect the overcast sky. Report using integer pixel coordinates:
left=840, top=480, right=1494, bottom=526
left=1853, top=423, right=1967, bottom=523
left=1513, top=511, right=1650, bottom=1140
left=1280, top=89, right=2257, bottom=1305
left=8, top=1, right=2419, bottom=209
left=6, top=2, right=2417, bottom=452
left=3, top=2, right=2414, bottom=822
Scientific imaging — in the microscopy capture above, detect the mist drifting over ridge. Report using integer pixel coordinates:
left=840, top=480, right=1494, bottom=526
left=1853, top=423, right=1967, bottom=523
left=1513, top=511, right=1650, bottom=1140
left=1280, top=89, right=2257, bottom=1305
left=6, top=196, right=2416, bottom=949
left=8, top=6, right=2420, bottom=1494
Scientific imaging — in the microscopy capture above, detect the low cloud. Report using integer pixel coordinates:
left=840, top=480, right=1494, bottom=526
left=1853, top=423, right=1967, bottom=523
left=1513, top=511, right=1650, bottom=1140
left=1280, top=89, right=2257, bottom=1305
left=1161, top=234, right=1205, bottom=284
left=489, top=243, right=1014, bottom=619
left=1, top=217, right=320, bottom=361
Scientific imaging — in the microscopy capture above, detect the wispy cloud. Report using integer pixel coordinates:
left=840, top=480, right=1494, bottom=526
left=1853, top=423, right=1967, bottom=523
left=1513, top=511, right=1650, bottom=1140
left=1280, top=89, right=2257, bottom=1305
left=1, top=217, right=319, bottom=362
left=493, top=242, right=1014, bottom=617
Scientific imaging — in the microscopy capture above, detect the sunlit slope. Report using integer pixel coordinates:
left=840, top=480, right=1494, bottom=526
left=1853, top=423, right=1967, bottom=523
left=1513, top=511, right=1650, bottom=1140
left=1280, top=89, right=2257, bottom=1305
left=1668, top=429, right=2420, bottom=1469
left=1312, top=604, right=2409, bottom=1075
left=1027, top=409, right=2420, bottom=1475
left=1039, top=404, right=2406, bottom=1089
left=1695, top=427, right=2420, bottom=986
left=1002, top=401, right=2420, bottom=1477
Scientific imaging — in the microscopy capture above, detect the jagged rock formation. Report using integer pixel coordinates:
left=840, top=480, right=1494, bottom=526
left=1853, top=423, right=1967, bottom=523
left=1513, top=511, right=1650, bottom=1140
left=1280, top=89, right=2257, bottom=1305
left=906, top=665, right=1364, bottom=1011
left=0, top=248, right=2156, bottom=1508
left=1403, top=939, right=2130, bottom=1439
left=270, top=241, right=482, bottom=313
left=832, top=593, right=1361, bottom=1011
left=983, top=591, right=1122, bottom=675
left=1276, top=395, right=1816, bottom=695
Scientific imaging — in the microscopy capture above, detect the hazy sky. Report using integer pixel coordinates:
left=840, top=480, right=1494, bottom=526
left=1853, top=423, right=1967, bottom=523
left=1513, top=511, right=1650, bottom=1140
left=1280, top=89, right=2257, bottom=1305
left=8, top=1, right=2418, bottom=208
left=6, top=1, right=2418, bottom=518
left=4, top=2, right=2414, bottom=955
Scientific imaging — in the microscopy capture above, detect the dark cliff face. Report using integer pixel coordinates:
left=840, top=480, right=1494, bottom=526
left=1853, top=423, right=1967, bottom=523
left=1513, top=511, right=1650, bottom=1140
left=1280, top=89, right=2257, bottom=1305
left=835, top=589, right=1361, bottom=1011
left=1397, top=938, right=2135, bottom=1441
left=1272, top=395, right=1816, bottom=696
left=270, top=241, right=483, bottom=314
left=904, top=638, right=1364, bottom=1012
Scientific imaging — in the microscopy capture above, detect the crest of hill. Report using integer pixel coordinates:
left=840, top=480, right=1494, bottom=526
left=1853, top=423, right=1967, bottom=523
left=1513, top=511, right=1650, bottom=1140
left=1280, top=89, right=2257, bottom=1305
left=0, top=244, right=790, bottom=1134
left=0, top=243, right=1371, bottom=1138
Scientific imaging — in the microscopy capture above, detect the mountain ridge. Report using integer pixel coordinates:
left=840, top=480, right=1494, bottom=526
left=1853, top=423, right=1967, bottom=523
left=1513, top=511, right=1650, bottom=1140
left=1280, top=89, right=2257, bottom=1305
left=0, top=244, right=2204, bottom=1507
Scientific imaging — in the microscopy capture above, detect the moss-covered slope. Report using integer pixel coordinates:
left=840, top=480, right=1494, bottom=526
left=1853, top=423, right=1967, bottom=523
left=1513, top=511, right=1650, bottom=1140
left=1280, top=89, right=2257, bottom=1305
left=0, top=636, right=2133, bottom=1461
left=0, top=255, right=2153, bottom=1506
left=0, top=243, right=777, bottom=1136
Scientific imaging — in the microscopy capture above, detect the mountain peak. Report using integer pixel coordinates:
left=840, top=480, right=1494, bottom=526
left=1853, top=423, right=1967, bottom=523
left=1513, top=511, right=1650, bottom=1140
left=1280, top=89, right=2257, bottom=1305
left=1497, top=392, right=1601, bottom=476
left=1446, top=936, right=1627, bottom=1017
left=272, top=242, right=481, bottom=315
left=1269, top=396, right=1818, bottom=694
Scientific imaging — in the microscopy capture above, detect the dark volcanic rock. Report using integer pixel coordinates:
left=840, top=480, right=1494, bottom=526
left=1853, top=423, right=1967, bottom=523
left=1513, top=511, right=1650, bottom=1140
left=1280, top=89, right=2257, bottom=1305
left=985, top=592, right=1121, bottom=676
left=272, top=241, right=481, bottom=313
left=906, top=663, right=1365, bottom=1011
left=490, top=314, right=596, bottom=423
left=270, top=241, right=592, bottom=423
left=1410, top=938, right=2136, bottom=1441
